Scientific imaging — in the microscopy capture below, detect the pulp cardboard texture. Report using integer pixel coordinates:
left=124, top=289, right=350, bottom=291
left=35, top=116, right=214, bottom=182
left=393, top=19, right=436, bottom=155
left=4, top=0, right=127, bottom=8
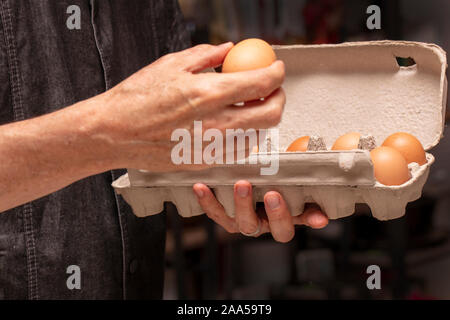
left=112, top=41, right=448, bottom=221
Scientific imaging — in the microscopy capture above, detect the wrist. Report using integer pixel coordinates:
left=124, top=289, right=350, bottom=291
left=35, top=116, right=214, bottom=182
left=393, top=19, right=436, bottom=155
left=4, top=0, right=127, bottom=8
left=44, top=94, right=122, bottom=175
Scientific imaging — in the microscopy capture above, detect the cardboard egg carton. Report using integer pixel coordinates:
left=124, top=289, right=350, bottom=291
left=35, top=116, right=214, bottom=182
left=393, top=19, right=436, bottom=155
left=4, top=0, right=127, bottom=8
left=112, top=41, right=447, bottom=221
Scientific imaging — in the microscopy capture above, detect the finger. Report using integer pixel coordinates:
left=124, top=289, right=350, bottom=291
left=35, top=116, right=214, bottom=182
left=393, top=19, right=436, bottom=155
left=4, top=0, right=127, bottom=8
left=200, top=60, right=285, bottom=105
left=223, top=131, right=259, bottom=163
left=222, top=146, right=252, bottom=166
left=264, top=191, right=295, bottom=243
left=180, top=43, right=234, bottom=73
left=193, top=183, right=238, bottom=233
left=233, top=180, right=260, bottom=236
left=202, top=135, right=252, bottom=165
left=293, top=204, right=329, bottom=229
left=218, top=88, right=286, bottom=130
left=202, top=127, right=259, bottom=165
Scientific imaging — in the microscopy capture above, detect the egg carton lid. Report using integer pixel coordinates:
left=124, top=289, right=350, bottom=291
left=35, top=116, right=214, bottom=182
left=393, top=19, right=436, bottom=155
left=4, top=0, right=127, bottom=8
left=272, top=40, right=447, bottom=152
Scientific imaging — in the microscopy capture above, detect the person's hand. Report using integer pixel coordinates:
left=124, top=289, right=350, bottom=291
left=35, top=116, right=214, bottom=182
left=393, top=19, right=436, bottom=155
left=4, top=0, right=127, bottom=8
left=94, top=43, right=285, bottom=172
left=193, top=180, right=329, bottom=243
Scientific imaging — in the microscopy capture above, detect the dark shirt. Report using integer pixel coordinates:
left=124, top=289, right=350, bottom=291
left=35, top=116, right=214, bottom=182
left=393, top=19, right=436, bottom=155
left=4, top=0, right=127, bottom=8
left=0, top=0, right=190, bottom=299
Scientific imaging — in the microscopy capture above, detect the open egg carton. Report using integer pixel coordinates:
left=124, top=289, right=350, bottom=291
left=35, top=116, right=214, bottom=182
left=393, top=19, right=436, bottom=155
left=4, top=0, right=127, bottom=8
left=112, top=41, right=448, bottom=221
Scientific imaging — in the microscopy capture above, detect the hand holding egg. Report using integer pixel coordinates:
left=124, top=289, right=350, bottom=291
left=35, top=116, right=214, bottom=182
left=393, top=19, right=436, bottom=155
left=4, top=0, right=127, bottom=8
left=222, top=39, right=282, bottom=105
left=222, top=39, right=277, bottom=73
left=103, top=42, right=285, bottom=172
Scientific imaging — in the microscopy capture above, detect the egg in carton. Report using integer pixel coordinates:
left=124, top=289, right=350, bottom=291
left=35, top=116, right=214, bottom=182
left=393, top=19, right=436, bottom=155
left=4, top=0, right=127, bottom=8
left=112, top=41, right=447, bottom=221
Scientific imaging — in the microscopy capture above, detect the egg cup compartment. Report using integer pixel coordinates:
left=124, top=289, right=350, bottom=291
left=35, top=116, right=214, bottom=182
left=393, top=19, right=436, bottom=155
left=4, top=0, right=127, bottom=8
left=112, top=41, right=447, bottom=221
left=305, top=135, right=327, bottom=151
left=113, top=151, right=433, bottom=220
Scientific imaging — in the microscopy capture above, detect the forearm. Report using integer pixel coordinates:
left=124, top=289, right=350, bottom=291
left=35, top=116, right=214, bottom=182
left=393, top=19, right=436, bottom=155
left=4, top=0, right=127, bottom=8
left=0, top=94, right=116, bottom=212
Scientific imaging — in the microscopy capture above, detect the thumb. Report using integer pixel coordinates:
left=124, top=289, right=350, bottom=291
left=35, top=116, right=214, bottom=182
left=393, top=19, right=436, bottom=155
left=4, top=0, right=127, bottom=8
left=182, top=42, right=233, bottom=73
left=293, top=204, right=329, bottom=229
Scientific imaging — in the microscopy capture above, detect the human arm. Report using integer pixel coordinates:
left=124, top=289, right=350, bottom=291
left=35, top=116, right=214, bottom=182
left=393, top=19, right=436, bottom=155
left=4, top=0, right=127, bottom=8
left=0, top=43, right=285, bottom=212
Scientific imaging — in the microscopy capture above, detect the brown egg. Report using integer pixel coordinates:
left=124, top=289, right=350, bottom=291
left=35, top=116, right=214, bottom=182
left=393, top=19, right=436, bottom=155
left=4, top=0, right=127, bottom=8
left=331, top=132, right=361, bottom=150
left=382, top=132, right=426, bottom=165
left=286, top=136, right=310, bottom=152
left=370, top=146, right=411, bottom=186
left=222, top=38, right=276, bottom=73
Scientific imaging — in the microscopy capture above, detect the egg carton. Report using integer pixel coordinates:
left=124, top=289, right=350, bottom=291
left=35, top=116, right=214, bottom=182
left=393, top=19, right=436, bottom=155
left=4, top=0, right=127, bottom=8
left=112, top=41, right=447, bottom=221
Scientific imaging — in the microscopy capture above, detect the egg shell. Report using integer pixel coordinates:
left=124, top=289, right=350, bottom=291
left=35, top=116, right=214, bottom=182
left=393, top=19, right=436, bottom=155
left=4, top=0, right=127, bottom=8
left=222, top=39, right=276, bottom=73
left=382, top=132, right=427, bottom=165
left=286, top=136, right=310, bottom=152
left=370, top=146, right=411, bottom=186
left=331, top=132, right=361, bottom=151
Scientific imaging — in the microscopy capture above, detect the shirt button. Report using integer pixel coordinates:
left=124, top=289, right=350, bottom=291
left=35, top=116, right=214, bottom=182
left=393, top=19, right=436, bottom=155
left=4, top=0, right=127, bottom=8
left=129, top=259, right=139, bottom=274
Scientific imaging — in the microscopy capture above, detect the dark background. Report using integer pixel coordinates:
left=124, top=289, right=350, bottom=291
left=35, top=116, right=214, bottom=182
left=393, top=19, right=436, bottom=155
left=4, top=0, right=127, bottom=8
left=162, top=0, right=450, bottom=300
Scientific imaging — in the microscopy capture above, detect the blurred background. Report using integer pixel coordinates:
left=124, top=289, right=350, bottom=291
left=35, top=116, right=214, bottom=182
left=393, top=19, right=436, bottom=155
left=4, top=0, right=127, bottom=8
left=163, top=0, right=450, bottom=300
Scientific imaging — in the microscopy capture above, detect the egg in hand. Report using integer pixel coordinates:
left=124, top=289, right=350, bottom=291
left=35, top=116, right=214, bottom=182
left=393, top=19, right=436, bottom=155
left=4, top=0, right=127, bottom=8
left=222, top=38, right=276, bottom=73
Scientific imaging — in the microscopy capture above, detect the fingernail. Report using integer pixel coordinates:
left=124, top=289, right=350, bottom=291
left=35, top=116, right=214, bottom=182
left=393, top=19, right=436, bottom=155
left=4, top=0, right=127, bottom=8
left=194, top=187, right=204, bottom=198
left=308, top=215, right=325, bottom=227
left=219, top=42, right=233, bottom=48
left=266, top=194, right=280, bottom=210
left=236, top=185, right=249, bottom=198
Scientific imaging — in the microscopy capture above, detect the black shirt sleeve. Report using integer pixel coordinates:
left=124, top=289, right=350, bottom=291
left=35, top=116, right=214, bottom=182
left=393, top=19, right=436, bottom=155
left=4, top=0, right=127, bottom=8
left=166, top=0, right=191, bottom=53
